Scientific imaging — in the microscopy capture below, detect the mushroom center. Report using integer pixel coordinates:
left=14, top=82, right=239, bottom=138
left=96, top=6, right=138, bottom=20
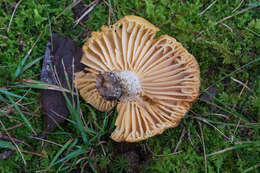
left=96, top=71, right=141, bottom=102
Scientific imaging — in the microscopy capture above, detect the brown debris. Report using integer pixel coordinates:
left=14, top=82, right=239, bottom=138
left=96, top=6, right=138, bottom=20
left=40, top=33, right=84, bottom=138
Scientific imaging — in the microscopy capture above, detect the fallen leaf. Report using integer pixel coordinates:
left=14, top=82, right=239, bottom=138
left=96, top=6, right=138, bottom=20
left=40, top=33, right=84, bottom=138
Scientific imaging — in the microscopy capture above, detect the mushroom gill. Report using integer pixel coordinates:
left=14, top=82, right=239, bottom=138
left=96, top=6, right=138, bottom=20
left=74, top=15, right=200, bottom=142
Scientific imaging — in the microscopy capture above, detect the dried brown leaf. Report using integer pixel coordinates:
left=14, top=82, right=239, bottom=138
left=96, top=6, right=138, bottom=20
left=40, top=33, right=84, bottom=138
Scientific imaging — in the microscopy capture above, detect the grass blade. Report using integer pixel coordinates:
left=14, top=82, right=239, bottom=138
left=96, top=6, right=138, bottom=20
left=0, top=89, right=23, bottom=99
left=52, top=147, right=86, bottom=166
left=63, top=92, right=88, bottom=144
left=6, top=95, right=36, bottom=135
left=208, top=56, right=260, bottom=88
left=248, top=2, right=260, bottom=7
left=14, top=30, right=44, bottom=79
left=89, top=160, right=98, bottom=173
left=0, top=95, right=8, bottom=102
left=199, top=97, right=249, bottom=122
left=22, top=56, right=44, bottom=72
left=50, top=138, right=73, bottom=167
left=243, top=163, right=260, bottom=173
left=0, top=139, right=14, bottom=149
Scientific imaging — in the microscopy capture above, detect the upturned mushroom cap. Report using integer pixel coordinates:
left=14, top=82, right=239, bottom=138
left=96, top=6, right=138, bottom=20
left=74, top=15, right=200, bottom=142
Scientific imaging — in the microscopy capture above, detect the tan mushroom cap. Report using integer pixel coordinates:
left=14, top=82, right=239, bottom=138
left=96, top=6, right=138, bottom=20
left=74, top=15, right=200, bottom=142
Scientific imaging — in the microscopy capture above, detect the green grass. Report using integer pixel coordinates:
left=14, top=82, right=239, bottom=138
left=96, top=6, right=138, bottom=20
left=1, top=0, right=260, bottom=172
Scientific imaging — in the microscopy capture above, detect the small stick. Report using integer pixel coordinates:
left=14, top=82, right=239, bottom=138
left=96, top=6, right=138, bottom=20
left=199, top=0, right=217, bottom=16
left=174, top=127, right=186, bottom=152
left=75, top=156, right=88, bottom=165
left=217, top=6, right=254, bottom=24
left=231, top=77, right=252, bottom=92
left=35, top=170, right=48, bottom=173
left=98, top=141, right=106, bottom=156
left=0, top=133, right=30, bottom=147
left=0, top=119, right=26, bottom=165
left=221, top=23, right=233, bottom=32
left=232, top=0, right=244, bottom=13
left=28, top=136, right=63, bottom=147
left=74, top=0, right=100, bottom=27
left=195, top=117, right=230, bottom=140
left=207, top=146, right=235, bottom=157
left=18, top=148, right=47, bottom=158
left=231, top=80, right=248, bottom=141
left=6, top=117, right=34, bottom=131
left=153, top=151, right=182, bottom=158
left=187, top=129, right=194, bottom=147
left=7, top=0, right=23, bottom=32
left=103, top=0, right=115, bottom=24
left=239, top=80, right=248, bottom=97
left=198, top=121, right=207, bottom=173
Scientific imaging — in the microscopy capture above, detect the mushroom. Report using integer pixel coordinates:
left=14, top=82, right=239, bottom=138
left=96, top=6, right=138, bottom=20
left=74, top=15, right=200, bottom=142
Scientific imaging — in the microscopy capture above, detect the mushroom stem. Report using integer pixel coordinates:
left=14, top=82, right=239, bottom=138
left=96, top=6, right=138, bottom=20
left=96, top=72, right=122, bottom=101
left=96, top=71, right=142, bottom=102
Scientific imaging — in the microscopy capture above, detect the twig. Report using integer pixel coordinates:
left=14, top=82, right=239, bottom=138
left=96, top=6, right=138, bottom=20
left=18, top=148, right=47, bottom=158
left=81, top=148, right=94, bottom=172
left=0, top=133, right=30, bottom=147
left=199, top=0, right=217, bottom=16
left=36, top=170, right=49, bottom=173
left=221, top=23, right=233, bottom=32
left=198, top=121, right=207, bottom=173
left=207, top=146, right=235, bottom=157
left=6, top=117, right=34, bottom=131
left=195, top=117, right=230, bottom=141
left=75, top=156, right=88, bottom=165
left=231, top=80, right=248, bottom=141
left=0, top=119, right=26, bottom=165
left=195, top=117, right=230, bottom=140
left=206, top=113, right=229, bottom=119
left=74, top=0, right=100, bottom=27
left=239, top=66, right=260, bottom=114
left=187, top=129, right=194, bottom=147
left=239, top=80, right=248, bottom=97
left=98, top=141, right=107, bottom=156
left=103, top=0, right=115, bottom=25
left=28, top=136, right=63, bottom=147
left=16, top=88, right=31, bottom=104
left=54, top=0, right=82, bottom=22
left=217, top=6, right=254, bottom=24
left=7, top=0, right=23, bottom=32
left=174, top=127, right=186, bottom=152
left=231, top=77, right=252, bottom=93
left=153, top=151, right=182, bottom=158
left=232, top=0, right=244, bottom=13
left=108, top=1, right=111, bottom=25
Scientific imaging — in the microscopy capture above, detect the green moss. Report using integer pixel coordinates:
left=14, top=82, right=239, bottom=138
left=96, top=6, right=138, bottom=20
left=0, top=0, right=260, bottom=172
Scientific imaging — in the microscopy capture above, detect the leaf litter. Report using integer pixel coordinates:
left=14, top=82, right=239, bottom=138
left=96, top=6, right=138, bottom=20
left=40, top=33, right=84, bottom=138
